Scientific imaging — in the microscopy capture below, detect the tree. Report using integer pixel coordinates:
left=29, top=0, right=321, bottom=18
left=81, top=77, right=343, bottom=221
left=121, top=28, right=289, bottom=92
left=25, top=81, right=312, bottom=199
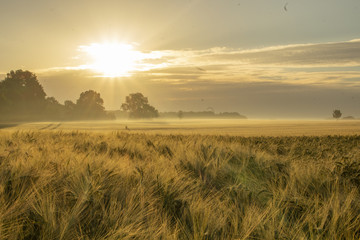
left=44, top=97, right=64, bottom=119
left=121, top=93, right=159, bottom=118
left=75, top=90, right=107, bottom=119
left=64, top=100, right=76, bottom=112
left=333, top=109, right=342, bottom=120
left=177, top=110, right=184, bottom=119
left=62, top=100, right=77, bottom=120
left=0, top=70, right=46, bottom=113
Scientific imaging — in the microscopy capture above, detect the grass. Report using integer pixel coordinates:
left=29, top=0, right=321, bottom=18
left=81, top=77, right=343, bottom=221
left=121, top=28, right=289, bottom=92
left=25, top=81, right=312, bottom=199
left=1, top=129, right=360, bottom=239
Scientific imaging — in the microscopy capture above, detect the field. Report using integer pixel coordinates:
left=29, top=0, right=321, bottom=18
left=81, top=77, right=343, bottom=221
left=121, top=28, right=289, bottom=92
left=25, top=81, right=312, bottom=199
left=1, top=120, right=360, bottom=239
left=2, top=119, right=360, bottom=136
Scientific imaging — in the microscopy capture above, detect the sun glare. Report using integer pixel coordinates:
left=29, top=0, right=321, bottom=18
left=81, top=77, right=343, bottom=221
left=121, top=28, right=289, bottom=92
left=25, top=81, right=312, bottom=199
left=79, top=42, right=148, bottom=77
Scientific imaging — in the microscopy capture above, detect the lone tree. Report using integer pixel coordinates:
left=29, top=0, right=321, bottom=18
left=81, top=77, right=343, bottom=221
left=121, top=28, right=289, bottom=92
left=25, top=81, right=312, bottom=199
left=75, top=90, right=107, bottom=119
left=333, top=109, right=342, bottom=120
left=121, top=93, right=159, bottom=118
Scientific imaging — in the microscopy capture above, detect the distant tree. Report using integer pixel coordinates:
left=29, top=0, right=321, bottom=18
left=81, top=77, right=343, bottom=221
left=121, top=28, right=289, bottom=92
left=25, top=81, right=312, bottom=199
left=333, top=109, right=342, bottom=120
left=177, top=110, right=184, bottom=119
left=121, top=93, right=159, bottom=118
left=63, top=100, right=76, bottom=119
left=0, top=70, right=46, bottom=114
left=218, top=112, right=247, bottom=119
left=64, top=100, right=76, bottom=111
left=44, top=97, right=64, bottom=119
left=46, top=97, right=60, bottom=105
left=75, top=90, right=107, bottom=119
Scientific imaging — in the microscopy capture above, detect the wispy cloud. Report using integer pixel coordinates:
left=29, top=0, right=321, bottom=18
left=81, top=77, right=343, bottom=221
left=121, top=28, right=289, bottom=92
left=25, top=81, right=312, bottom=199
left=155, top=39, right=360, bottom=68
left=39, top=39, right=360, bottom=87
left=138, top=39, right=360, bottom=86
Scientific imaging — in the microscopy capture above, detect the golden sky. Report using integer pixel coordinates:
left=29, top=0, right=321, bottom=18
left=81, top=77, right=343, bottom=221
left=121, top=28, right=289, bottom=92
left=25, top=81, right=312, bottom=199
left=1, top=0, right=360, bottom=118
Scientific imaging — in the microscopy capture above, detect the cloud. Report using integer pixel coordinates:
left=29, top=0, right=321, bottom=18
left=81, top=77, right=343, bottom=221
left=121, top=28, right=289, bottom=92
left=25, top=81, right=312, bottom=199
left=155, top=39, right=360, bottom=85
left=176, top=39, right=360, bottom=67
left=37, top=39, right=360, bottom=88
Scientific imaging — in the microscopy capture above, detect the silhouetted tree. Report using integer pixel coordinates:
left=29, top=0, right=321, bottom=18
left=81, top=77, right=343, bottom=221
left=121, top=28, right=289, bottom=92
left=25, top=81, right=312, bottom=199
left=0, top=70, right=46, bottom=113
left=121, top=93, right=159, bottom=118
left=0, top=70, right=47, bottom=121
left=333, top=109, right=342, bottom=120
left=0, top=70, right=116, bottom=121
left=75, top=90, right=107, bottom=119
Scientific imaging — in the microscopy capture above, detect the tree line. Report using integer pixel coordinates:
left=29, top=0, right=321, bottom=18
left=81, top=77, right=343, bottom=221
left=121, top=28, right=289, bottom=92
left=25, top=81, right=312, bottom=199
left=159, top=111, right=247, bottom=119
left=0, top=70, right=158, bottom=121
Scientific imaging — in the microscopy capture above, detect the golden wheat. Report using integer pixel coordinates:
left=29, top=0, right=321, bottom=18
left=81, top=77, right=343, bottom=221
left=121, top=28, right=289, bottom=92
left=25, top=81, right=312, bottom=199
left=0, top=131, right=360, bottom=239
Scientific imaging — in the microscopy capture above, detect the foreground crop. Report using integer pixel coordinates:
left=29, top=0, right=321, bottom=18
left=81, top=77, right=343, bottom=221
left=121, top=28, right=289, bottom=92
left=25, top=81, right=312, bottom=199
left=1, top=131, right=360, bottom=239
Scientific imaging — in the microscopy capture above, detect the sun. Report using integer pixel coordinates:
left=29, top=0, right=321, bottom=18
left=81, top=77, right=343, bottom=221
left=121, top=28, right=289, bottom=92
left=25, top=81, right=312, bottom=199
left=79, top=42, right=144, bottom=77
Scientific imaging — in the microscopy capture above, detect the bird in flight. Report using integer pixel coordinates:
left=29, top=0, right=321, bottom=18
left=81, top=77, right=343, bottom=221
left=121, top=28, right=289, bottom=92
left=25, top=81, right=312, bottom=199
left=284, top=3, right=288, bottom=11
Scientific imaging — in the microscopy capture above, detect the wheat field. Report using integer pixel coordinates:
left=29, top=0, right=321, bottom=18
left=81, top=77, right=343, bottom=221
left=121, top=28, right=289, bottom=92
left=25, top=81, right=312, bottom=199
left=4, top=119, right=360, bottom=136
left=1, top=121, right=360, bottom=239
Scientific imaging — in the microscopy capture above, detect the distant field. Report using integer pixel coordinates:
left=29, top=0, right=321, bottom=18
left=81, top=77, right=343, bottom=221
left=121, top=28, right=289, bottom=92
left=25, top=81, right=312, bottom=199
left=1, top=119, right=360, bottom=136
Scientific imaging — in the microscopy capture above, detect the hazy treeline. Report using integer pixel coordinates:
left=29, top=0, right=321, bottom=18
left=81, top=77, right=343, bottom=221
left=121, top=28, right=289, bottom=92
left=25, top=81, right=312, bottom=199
left=160, top=111, right=247, bottom=119
left=0, top=70, right=114, bottom=121
left=0, top=69, right=246, bottom=122
left=112, top=110, right=247, bottom=120
left=112, top=110, right=247, bottom=119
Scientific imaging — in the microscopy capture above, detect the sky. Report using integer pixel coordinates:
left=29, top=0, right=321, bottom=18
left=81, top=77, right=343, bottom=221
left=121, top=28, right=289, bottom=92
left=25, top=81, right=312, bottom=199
left=1, top=0, right=360, bottom=118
